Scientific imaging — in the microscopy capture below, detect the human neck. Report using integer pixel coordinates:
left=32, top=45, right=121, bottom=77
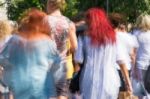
left=49, top=9, right=62, bottom=16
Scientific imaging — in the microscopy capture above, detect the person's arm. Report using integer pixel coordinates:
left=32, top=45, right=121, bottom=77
left=73, top=35, right=84, bottom=72
left=130, top=35, right=139, bottom=79
left=68, top=22, right=78, bottom=52
left=118, top=62, right=132, bottom=93
left=74, top=62, right=81, bottom=73
left=130, top=48, right=136, bottom=67
left=116, top=39, right=132, bottom=93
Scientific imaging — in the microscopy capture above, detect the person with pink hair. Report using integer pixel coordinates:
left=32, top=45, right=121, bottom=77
left=74, top=8, right=132, bottom=99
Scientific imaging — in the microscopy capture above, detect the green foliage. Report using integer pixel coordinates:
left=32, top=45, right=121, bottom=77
left=7, top=0, right=150, bottom=22
left=7, top=0, right=46, bottom=21
left=76, top=0, right=150, bottom=22
left=108, top=0, right=150, bottom=22
left=63, top=0, right=79, bottom=19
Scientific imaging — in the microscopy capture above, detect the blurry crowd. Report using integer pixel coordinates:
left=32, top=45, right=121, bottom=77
left=0, top=0, right=150, bottom=99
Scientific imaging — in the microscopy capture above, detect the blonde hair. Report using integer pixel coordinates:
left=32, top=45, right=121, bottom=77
left=136, top=14, right=150, bottom=32
left=0, top=20, right=12, bottom=41
left=47, top=0, right=66, bottom=13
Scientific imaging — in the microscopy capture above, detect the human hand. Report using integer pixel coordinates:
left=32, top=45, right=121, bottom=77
left=74, top=64, right=80, bottom=73
left=126, top=80, right=133, bottom=95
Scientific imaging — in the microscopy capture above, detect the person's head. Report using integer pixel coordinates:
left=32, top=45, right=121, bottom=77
left=136, top=14, right=150, bottom=32
left=85, top=8, right=116, bottom=46
left=0, top=20, right=12, bottom=41
left=46, top=0, right=66, bottom=14
left=72, top=12, right=85, bottom=23
left=109, top=13, right=127, bottom=32
left=18, top=8, right=50, bottom=35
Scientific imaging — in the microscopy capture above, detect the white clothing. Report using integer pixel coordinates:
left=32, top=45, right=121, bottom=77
left=116, top=32, right=137, bottom=70
left=132, top=28, right=141, bottom=36
left=74, top=35, right=122, bottom=99
left=135, top=30, right=150, bottom=70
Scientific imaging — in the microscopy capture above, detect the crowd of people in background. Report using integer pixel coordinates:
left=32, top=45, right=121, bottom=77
left=0, top=0, right=150, bottom=99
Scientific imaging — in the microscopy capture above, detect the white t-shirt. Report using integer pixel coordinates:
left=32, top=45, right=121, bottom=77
left=116, top=32, right=138, bottom=70
left=135, top=30, right=150, bottom=70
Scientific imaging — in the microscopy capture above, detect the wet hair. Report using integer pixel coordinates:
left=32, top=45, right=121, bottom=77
left=18, top=8, right=50, bottom=35
left=85, top=8, right=116, bottom=46
left=0, top=20, right=12, bottom=41
left=136, top=14, right=150, bottom=32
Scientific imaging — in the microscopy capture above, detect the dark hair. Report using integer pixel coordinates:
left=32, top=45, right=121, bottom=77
left=109, top=13, right=127, bottom=29
left=72, top=12, right=85, bottom=22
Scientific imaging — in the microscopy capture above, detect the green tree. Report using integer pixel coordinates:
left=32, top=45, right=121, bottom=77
left=7, top=0, right=45, bottom=21
left=63, top=0, right=79, bottom=19
left=7, top=0, right=150, bottom=22
left=7, top=0, right=78, bottom=21
left=108, top=0, right=150, bottom=22
left=77, top=0, right=150, bottom=22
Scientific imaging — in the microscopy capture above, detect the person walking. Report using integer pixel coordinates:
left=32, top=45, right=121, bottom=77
left=46, top=0, right=77, bottom=99
left=0, top=19, right=13, bottom=99
left=132, top=14, right=150, bottom=99
left=74, top=8, right=132, bottom=99
left=0, top=9, right=65, bottom=99
left=109, top=13, right=138, bottom=99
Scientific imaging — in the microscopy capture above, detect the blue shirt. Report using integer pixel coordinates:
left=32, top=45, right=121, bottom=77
left=0, top=35, right=63, bottom=99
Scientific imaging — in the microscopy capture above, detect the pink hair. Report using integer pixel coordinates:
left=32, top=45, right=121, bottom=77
left=86, top=8, right=116, bottom=46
